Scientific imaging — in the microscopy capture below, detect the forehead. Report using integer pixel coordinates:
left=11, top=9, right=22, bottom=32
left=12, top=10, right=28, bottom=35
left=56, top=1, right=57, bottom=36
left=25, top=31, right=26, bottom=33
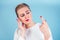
left=17, top=7, right=30, bottom=14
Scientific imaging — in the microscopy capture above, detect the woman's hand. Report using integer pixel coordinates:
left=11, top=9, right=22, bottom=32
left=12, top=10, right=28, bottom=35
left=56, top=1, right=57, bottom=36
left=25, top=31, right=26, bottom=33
left=17, top=18, right=26, bottom=37
left=40, top=16, right=50, bottom=40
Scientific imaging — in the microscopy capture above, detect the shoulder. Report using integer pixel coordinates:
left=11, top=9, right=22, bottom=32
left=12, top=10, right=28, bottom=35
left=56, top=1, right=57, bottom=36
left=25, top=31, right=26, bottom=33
left=33, top=23, right=41, bottom=30
left=14, top=28, right=18, bottom=40
left=14, top=28, right=22, bottom=39
left=36, top=23, right=41, bottom=27
left=14, top=28, right=21, bottom=36
left=14, top=28, right=18, bottom=36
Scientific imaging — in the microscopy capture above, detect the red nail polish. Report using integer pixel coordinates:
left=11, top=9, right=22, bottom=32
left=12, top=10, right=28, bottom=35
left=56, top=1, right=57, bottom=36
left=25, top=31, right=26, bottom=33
left=40, top=16, right=42, bottom=18
left=22, top=23, right=24, bottom=26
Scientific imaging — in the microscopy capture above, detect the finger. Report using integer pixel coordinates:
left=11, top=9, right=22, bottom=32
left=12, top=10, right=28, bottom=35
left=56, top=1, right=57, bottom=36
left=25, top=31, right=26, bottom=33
left=40, top=16, right=45, bottom=21
left=22, top=23, right=25, bottom=27
left=40, top=16, right=48, bottom=27
left=40, top=16, right=44, bottom=23
left=22, top=23, right=26, bottom=29
left=16, top=18, right=21, bottom=28
left=17, top=18, right=20, bottom=23
left=40, top=16, right=47, bottom=22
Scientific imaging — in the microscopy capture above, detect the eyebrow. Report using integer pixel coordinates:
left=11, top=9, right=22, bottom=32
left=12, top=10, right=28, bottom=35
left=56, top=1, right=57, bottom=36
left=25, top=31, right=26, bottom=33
left=20, top=10, right=30, bottom=16
left=25, top=10, right=30, bottom=12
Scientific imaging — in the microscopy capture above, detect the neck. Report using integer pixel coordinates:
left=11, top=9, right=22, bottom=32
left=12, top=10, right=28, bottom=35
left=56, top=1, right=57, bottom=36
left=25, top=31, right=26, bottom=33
left=25, top=21, right=35, bottom=29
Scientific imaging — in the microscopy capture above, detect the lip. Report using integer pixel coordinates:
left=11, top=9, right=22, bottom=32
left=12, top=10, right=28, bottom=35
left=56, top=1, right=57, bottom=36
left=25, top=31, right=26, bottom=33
left=25, top=19, right=29, bottom=21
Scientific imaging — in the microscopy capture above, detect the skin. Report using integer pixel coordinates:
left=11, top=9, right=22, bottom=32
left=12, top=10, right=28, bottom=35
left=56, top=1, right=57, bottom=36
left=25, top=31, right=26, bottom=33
left=16, top=7, right=50, bottom=40
left=40, top=16, right=50, bottom=40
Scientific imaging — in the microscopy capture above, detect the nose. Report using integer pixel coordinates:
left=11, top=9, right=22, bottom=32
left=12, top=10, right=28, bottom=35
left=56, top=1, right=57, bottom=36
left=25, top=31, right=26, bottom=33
left=25, top=13, right=28, bottom=19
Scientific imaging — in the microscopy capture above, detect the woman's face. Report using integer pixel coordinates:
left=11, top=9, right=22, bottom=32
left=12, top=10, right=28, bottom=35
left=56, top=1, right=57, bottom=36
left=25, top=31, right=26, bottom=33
left=17, top=7, right=32, bottom=25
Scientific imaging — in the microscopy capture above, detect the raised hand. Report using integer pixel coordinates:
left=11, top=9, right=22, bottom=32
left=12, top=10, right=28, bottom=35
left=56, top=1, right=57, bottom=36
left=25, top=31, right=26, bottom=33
left=40, top=16, right=50, bottom=40
left=17, top=18, right=26, bottom=37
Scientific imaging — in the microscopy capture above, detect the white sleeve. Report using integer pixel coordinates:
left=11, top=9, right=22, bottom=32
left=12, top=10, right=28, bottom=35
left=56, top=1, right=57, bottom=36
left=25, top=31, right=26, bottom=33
left=14, top=29, right=18, bottom=40
left=49, top=36, right=53, bottom=40
left=14, top=29, right=25, bottom=40
left=48, top=28, right=53, bottom=40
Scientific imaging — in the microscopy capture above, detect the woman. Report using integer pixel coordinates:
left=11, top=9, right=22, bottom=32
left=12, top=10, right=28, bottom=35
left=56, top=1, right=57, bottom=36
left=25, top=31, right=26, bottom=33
left=14, top=3, right=53, bottom=40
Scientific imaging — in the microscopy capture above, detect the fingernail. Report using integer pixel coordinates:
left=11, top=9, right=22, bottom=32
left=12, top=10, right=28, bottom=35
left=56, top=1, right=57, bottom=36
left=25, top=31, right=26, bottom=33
left=40, top=16, right=42, bottom=18
left=22, top=23, right=24, bottom=26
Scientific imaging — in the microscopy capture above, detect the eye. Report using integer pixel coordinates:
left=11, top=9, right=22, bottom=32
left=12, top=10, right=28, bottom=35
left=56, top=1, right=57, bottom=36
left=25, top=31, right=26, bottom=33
left=26, top=12, right=30, bottom=14
left=20, top=14, right=25, bottom=17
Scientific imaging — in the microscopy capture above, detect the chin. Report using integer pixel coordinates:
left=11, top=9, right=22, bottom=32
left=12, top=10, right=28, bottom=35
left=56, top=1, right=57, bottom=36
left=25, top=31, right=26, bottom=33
left=25, top=22, right=30, bottom=25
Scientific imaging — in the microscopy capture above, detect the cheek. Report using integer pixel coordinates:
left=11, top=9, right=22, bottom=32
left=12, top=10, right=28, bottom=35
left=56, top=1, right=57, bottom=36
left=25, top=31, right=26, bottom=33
left=19, top=17, right=25, bottom=22
left=29, top=13, right=32, bottom=18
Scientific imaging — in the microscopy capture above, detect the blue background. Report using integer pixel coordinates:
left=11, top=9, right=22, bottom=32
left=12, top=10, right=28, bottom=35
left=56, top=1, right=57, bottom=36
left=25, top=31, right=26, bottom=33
left=0, top=0, right=60, bottom=40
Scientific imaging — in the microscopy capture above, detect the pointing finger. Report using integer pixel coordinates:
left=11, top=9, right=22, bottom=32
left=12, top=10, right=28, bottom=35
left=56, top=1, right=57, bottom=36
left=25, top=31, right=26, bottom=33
left=40, top=16, right=46, bottom=24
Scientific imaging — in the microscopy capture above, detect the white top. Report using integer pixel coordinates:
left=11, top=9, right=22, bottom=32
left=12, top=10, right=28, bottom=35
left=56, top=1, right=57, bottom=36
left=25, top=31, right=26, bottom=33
left=14, top=23, right=53, bottom=40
